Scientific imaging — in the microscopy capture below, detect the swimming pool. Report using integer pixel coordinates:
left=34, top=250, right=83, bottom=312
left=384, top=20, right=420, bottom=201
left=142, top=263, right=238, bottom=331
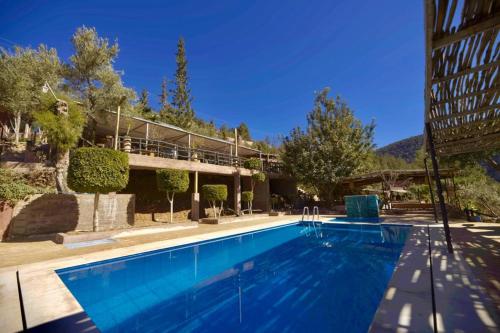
left=57, top=222, right=411, bottom=333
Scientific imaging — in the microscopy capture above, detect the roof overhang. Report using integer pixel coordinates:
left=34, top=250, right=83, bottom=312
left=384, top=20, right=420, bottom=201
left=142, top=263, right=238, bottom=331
left=91, top=110, right=262, bottom=157
left=424, top=0, right=500, bottom=156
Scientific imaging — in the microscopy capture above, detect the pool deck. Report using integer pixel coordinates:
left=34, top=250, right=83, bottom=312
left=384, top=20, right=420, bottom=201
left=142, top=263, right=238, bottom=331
left=0, top=214, right=498, bottom=332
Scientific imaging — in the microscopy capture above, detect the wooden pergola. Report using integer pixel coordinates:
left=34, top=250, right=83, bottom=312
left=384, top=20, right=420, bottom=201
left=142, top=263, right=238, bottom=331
left=341, top=169, right=456, bottom=188
left=424, top=0, right=500, bottom=253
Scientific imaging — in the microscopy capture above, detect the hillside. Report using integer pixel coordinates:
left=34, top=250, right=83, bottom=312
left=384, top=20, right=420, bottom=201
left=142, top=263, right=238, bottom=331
left=376, top=135, right=423, bottom=162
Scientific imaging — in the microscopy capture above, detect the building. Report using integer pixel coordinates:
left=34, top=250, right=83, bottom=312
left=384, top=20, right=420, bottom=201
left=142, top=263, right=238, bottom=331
left=86, top=111, right=295, bottom=221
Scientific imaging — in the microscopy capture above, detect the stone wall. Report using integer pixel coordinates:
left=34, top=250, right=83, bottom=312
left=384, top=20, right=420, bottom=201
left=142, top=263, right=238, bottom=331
left=6, top=193, right=135, bottom=240
left=0, top=205, right=13, bottom=240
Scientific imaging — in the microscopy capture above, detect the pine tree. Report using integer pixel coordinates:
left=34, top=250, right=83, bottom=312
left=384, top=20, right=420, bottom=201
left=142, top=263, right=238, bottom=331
left=136, top=88, right=153, bottom=118
left=159, top=77, right=169, bottom=109
left=170, top=37, right=194, bottom=129
left=237, top=122, right=251, bottom=141
left=281, top=88, right=375, bottom=204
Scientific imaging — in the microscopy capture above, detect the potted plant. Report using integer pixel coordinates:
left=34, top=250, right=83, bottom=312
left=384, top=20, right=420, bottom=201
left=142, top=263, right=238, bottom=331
left=464, top=202, right=481, bottom=222
left=190, top=140, right=200, bottom=162
left=122, top=123, right=132, bottom=153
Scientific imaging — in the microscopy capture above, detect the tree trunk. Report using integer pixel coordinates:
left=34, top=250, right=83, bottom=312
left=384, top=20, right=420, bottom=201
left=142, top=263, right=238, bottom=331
left=211, top=201, right=217, bottom=219
left=93, top=192, right=100, bottom=232
left=167, top=192, right=174, bottom=223
left=249, top=201, right=253, bottom=215
left=13, top=112, right=21, bottom=145
left=55, top=150, right=70, bottom=193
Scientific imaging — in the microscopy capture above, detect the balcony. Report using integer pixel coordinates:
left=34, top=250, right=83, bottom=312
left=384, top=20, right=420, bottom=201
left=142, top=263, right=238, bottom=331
left=90, top=111, right=284, bottom=176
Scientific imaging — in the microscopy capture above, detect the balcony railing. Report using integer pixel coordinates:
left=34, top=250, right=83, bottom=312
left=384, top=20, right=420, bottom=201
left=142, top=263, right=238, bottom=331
left=118, top=136, right=250, bottom=167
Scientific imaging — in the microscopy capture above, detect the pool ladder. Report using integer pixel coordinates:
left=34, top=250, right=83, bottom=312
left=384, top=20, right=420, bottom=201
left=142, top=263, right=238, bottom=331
left=302, top=206, right=320, bottom=237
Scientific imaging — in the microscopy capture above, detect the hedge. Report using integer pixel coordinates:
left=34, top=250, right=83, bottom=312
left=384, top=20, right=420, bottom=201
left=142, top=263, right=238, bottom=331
left=243, top=158, right=262, bottom=170
left=156, top=169, right=189, bottom=193
left=252, top=172, right=266, bottom=183
left=242, top=191, right=253, bottom=202
left=68, top=147, right=129, bottom=193
left=202, top=184, right=228, bottom=202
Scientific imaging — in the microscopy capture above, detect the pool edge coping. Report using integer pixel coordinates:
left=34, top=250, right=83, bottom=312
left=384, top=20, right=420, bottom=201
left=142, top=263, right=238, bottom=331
left=3, top=218, right=301, bottom=330
left=2, top=218, right=417, bottom=331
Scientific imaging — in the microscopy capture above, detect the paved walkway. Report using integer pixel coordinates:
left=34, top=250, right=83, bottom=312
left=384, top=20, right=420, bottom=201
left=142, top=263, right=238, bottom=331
left=371, top=220, right=500, bottom=333
left=0, top=214, right=498, bottom=333
left=0, top=215, right=297, bottom=269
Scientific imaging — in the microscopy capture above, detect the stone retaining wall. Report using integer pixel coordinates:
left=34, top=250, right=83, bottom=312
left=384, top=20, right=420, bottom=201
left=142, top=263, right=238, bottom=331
left=5, top=193, right=135, bottom=240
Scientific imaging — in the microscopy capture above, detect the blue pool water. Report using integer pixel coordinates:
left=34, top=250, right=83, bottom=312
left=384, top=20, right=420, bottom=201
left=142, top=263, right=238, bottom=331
left=57, top=222, right=411, bottom=333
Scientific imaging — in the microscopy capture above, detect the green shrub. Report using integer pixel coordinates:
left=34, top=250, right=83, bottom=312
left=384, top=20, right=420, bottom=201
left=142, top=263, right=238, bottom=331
left=202, top=184, right=228, bottom=218
left=156, top=169, right=190, bottom=222
left=243, top=158, right=262, bottom=170
left=242, top=191, right=253, bottom=202
left=67, top=147, right=129, bottom=231
left=0, top=169, right=41, bottom=206
left=34, top=96, right=86, bottom=153
left=0, top=181, right=37, bottom=206
left=202, top=184, right=228, bottom=202
left=156, top=169, right=189, bottom=193
left=252, top=172, right=266, bottom=183
left=68, top=147, right=129, bottom=193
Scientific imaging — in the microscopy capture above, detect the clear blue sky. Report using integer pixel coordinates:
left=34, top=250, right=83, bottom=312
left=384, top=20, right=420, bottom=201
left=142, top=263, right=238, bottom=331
left=0, top=0, right=424, bottom=147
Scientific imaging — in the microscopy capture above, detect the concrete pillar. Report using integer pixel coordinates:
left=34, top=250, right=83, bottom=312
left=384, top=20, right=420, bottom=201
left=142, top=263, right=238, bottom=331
left=191, top=193, right=200, bottom=221
left=254, top=176, right=270, bottom=212
left=191, top=171, right=199, bottom=221
left=234, top=171, right=241, bottom=216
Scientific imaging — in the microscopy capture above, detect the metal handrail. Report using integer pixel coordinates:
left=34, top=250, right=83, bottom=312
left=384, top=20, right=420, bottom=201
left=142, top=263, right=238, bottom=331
left=117, top=136, right=251, bottom=168
left=313, top=206, right=320, bottom=222
left=302, top=206, right=310, bottom=222
left=107, top=135, right=285, bottom=172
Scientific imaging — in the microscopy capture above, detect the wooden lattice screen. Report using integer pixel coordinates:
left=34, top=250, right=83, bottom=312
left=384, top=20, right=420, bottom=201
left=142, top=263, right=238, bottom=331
left=424, top=0, right=500, bottom=156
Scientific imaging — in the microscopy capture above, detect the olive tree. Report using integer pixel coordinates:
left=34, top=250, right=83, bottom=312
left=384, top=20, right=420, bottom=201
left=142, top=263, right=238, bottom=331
left=67, top=148, right=129, bottom=231
left=156, top=169, right=189, bottom=223
left=0, top=45, right=61, bottom=144
left=202, top=184, right=227, bottom=219
left=64, top=26, right=136, bottom=113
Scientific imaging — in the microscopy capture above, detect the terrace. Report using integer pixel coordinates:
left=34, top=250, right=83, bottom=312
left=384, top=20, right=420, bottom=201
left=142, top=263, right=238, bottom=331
left=89, top=110, right=284, bottom=176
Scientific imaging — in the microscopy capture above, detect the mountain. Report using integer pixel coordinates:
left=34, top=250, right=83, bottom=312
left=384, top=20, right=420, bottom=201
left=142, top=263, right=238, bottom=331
left=376, top=135, right=423, bottom=162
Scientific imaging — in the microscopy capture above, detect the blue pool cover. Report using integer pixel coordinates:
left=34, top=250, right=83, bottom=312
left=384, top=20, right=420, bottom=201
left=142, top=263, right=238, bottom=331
left=329, top=217, right=383, bottom=223
left=57, top=222, right=411, bottom=333
left=344, top=195, right=380, bottom=218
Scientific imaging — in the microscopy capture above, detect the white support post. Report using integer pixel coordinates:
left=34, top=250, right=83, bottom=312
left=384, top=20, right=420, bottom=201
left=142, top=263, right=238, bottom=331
left=191, top=171, right=200, bottom=221
left=234, top=128, right=238, bottom=157
left=114, top=105, right=121, bottom=150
